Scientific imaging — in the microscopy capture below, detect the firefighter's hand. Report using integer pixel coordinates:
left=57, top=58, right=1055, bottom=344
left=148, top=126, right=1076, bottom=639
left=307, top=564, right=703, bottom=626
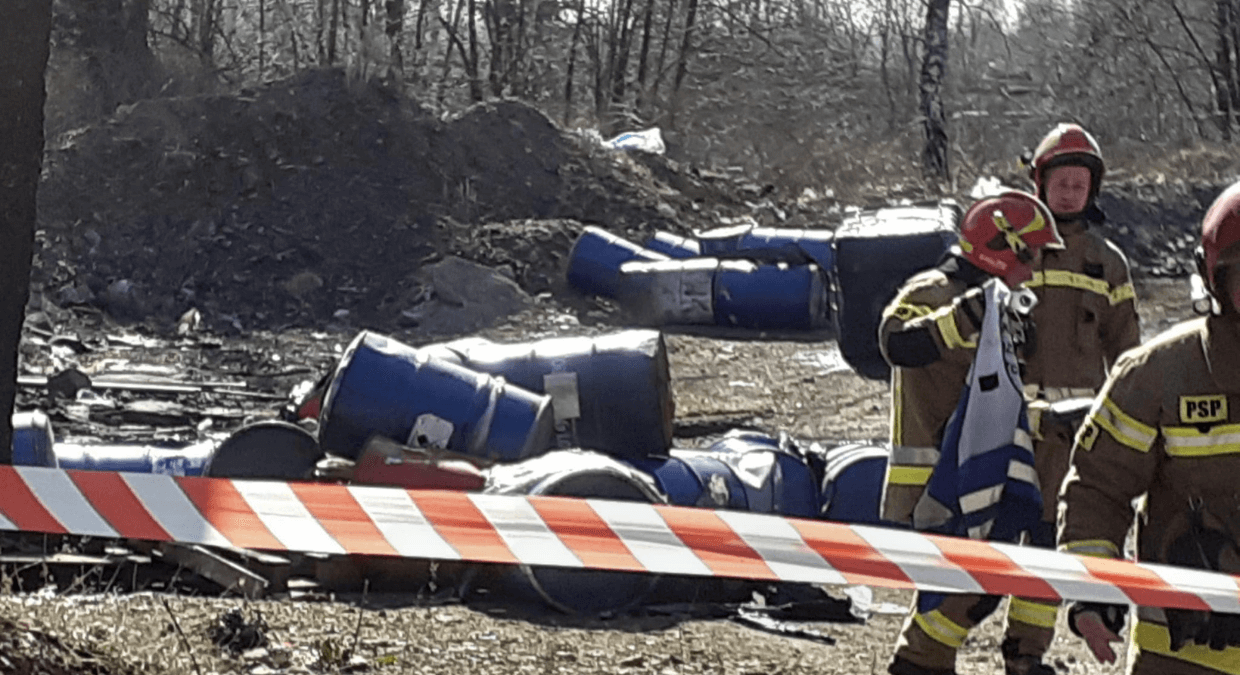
left=1074, top=610, right=1123, bottom=664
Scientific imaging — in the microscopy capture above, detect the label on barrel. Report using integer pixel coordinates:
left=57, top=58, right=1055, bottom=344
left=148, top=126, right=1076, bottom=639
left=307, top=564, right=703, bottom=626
left=543, top=372, right=581, bottom=421
left=410, top=414, right=454, bottom=450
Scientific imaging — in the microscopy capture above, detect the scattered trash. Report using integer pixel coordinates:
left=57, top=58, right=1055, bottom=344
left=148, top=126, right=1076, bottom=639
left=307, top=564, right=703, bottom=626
left=604, top=127, right=666, bottom=154
left=209, top=608, right=269, bottom=655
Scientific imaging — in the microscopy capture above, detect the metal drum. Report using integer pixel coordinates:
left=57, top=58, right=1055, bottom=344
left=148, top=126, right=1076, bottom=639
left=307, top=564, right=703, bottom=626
left=485, top=449, right=666, bottom=615
left=55, top=440, right=216, bottom=476
left=644, top=231, right=701, bottom=259
left=695, top=224, right=752, bottom=255
left=11, top=411, right=57, bottom=468
left=818, top=443, right=891, bottom=525
left=206, top=421, right=325, bottom=480
left=833, top=201, right=961, bottom=380
left=318, top=331, right=555, bottom=462
left=713, top=262, right=829, bottom=330
left=616, top=258, right=742, bottom=326
left=633, top=431, right=821, bottom=517
left=695, top=225, right=833, bottom=269
left=566, top=226, right=669, bottom=298
left=741, top=227, right=835, bottom=271
left=422, top=330, right=673, bottom=459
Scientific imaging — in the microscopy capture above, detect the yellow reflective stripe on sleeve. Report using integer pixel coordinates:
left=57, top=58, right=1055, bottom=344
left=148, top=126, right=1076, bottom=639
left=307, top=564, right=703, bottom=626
left=884, top=300, right=935, bottom=322
left=1060, top=540, right=1120, bottom=558
left=1135, top=621, right=1240, bottom=674
left=892, top=372, right=903, bottom=444
left=1092, top=397, right=1157, bottom=452
left=1109, top=282, right=1135, bottom=305
left=1008, top=598, right=1059, bottom=629
left=1027, top=270, right=1133, bottom=305
left=934, top=305, right=976, bottom=350
left=1162, top=423, right=1240, bottom=457
left=888, top=466, right=933, bottom=486
left=913, top=610, right=968, bottom=649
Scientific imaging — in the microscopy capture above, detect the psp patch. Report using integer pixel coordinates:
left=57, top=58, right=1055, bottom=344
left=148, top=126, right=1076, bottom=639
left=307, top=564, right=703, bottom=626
left=1180, top=395, right=1229, bottom=424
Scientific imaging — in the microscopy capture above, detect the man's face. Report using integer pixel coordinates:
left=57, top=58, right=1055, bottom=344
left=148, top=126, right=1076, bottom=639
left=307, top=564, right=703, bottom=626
left=1044, top=165, right=1092, bottom=215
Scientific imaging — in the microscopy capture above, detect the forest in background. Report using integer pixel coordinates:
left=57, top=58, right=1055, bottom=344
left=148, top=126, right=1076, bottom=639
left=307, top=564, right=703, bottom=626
left=45, top=0, right=1240, bottom=202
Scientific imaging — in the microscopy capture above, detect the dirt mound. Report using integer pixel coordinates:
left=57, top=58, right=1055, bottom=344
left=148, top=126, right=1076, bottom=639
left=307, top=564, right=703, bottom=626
left=33, top=69, right=755, bottom=336
left=0, top=616, right=132, bottom=675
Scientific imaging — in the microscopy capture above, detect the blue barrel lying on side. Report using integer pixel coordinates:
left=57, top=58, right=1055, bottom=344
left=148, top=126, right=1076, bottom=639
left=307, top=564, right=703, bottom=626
left=644, top=231, right=702, bottom=259
left=741, top=227, right=834, bottom=270
left=618, top=258, right=829, bottom=331
left=420, top=330, right=673, bottom=460
left=486, top=449, right=666, bottom=615
left=54, top=440, right=216, bottom=476
left=713, top=262, right=829, bottom=330
left=695, top=224, right=753, bottom=255
left=631, top=430, right=821, bottom=517
left=818, top=443, right=891, bottom=525
left=833, top=201, right=961, bottom=380
left=616, top=258, right=729, bottom=326
left=11, top=411, right=57, bottom=467
left=695, top=225, right=834, bottom=270
left=566, top=226, right=669, bottom=298
left=318, top=331, right=555, bottom=462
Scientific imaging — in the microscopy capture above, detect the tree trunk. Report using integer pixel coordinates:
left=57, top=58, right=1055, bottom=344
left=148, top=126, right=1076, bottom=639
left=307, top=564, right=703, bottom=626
left=562, top=0, right=586, bottom=124
left=650, top=0, right=677, bottom=104
left=919, top=0, right=950, bottom=183
left=669, top=0, right=698, bottom=128
left=0, top=0, right=52, bottom=462
left=386, top=0, right=406, bottom=73
left=633, top=0, right=656, bottom=112
left=1225, top=0, right=1239, bottom=137
left=329, top=0, right=341, bottom=65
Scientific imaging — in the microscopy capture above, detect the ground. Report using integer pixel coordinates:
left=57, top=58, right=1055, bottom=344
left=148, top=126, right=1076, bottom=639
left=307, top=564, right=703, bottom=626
left=1, top=68, right=1210, bottom=673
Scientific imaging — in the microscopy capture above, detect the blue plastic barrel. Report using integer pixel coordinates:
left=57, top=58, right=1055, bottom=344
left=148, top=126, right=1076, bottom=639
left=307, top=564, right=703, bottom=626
left=713, top=262, right=829, bottom=330
left=818, top=443, right=891, bottom=525
left=696, top=225, right=834, bottom=269
left=318, top=331, right=555, bottom=462
left=11, top=411, right=57, bottom=468
left=695, top=224, right=752, bottom=255
left=486, top=449, right=666, bottom=614
left=644, top=231, right=701, bottom=259
left=833, top=202, right=961, bottom=380
left=741, top=227, right=835, bottom=270
left=423, top=330, right=673, bottom=459
left=632, top=431, right=820, bottom=517
left=54, top=440, right=216, bottom=476
left=566, top=226, right=669, bottom=298
left=617, top=258, right=740, bottom=326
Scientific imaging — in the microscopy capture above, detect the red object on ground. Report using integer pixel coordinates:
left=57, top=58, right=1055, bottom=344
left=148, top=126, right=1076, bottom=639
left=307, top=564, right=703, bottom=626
left=351, top=453, right=486, bottom=491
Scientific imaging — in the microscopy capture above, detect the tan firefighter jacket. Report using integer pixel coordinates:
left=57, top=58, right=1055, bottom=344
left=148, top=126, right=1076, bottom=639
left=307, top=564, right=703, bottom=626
left=879, top=257, right=987, bottom=524
left=880, top=220, right=1139, bottom=526
left=1023, top=219, right=1140, bottom=522
left=1059, top=315, right=1240, bottom=672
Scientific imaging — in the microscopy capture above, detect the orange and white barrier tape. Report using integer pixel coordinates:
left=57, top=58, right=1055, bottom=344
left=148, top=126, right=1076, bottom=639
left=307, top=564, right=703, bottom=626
left=1, top=466, right=1238, bottom=613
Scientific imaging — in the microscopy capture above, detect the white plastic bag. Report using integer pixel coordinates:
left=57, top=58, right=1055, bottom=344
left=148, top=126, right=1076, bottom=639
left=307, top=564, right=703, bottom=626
left=605, top=127, right=666, bottom=154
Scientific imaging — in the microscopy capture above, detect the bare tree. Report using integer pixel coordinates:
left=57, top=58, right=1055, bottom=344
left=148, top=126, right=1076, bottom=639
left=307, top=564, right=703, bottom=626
left=920, top=0, right=950, bottom=182
left=0, top=0, right=53, bottom=462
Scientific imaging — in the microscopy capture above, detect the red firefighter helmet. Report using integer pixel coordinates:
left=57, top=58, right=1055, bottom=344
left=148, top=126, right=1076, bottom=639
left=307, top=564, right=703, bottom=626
left=1200, top=181, right=1240, bottom=297
left=958, top=191, right=1062, bottom=277
left=1028, top=123, right=1105, bottom=206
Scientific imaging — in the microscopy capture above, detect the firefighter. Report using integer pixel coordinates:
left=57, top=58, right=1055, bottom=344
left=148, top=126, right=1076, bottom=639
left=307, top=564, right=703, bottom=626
left=1059, top=181, right=1240, bottom=675
left=884, top=123, right=1141, bottom=675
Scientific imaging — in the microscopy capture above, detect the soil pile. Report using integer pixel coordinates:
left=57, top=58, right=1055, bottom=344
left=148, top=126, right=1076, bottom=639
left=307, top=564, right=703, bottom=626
left=33, top=68, right=787, bottom=336
left=0, top=616, right=132, bottom=675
